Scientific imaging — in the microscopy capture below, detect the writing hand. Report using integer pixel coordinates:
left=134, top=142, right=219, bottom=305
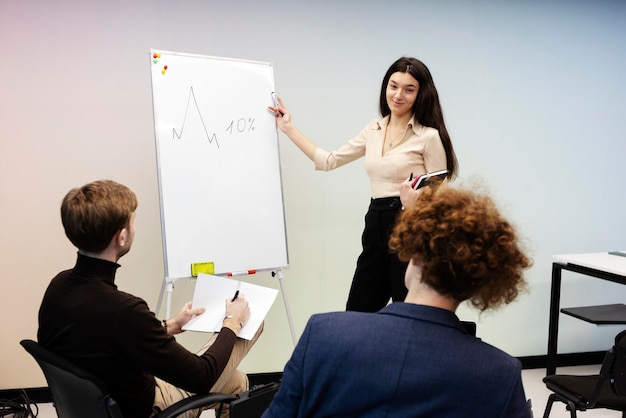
left=223, top=295, right=251, bottom=335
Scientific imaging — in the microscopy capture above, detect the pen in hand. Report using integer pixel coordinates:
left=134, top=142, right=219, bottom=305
left=231, top=290, right=239, bottom=302
left=271, top=92, right=284, bottom=116
left=409, top=172, right=413, bottom=181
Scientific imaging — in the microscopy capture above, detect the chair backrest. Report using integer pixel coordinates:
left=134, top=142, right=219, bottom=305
left=229, top=381, right=280, bottom=417
left=612, top=329, right=626, bottom=395
left=586, top=329, right=626, bottom=404
left=20, top=339, right=122, bottom=418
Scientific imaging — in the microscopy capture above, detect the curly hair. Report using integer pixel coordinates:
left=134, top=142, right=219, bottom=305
left=388, top=184, right=531, bottom=311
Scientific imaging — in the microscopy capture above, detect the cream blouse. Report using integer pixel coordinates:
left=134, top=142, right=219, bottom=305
left=313, top=115, right=447, bottom=199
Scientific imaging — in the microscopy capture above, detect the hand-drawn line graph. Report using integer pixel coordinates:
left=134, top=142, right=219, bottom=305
left=172, top=86, right=259, bottom=149
left=172, top=86, right=219, bottom=148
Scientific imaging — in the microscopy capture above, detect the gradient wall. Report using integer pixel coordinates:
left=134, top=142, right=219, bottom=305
left=1, top=0, right=625, bottom=389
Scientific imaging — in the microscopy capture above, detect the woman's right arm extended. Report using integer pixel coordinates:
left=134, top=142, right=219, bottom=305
left=268, top=96, right=317, bottom=161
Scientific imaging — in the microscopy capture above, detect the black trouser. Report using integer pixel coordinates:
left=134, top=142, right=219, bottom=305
left=345, top=197, right=408, bottom=312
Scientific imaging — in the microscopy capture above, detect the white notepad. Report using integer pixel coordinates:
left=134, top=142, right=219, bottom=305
left=182, top=273, right=278, bottom=340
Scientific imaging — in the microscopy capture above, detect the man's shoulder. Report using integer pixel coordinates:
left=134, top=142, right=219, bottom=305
left=47, top=268, right=74, bottom=285
left=45, top=270, right=148, bottom=311
left=477, top=340, right=523, bottom=370
left=309, top=310, right=378, bottom=323
left=306, top=310, right=386, bottom=336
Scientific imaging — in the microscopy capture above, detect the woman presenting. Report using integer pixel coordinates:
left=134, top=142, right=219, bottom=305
left=269, top=57, right=458, bottom=312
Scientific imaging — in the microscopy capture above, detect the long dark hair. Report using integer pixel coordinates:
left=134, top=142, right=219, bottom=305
left=379, top=57, right=458, bottom=179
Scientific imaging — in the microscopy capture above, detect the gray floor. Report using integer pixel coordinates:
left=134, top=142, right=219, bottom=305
left=33, top=365, right=620, bottom=417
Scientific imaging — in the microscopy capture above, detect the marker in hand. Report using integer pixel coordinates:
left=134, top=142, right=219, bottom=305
left=271, top=92, right=284, bottom=116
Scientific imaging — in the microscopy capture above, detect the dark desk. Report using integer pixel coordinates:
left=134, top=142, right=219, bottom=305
left=547, top=252, right=626, bottom=376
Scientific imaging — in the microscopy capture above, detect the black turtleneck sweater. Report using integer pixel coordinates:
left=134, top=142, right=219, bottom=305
left=38, top=253, right=237, bottom=418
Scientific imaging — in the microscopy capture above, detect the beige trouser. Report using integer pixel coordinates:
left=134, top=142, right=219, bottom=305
left=152, top=323, right=263, bottom=418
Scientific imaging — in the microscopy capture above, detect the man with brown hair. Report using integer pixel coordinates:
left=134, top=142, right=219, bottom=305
left=38, top=179, right=261, bottom=418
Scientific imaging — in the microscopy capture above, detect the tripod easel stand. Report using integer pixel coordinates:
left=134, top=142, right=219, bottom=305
left=156, top=267, right=297, bottom=346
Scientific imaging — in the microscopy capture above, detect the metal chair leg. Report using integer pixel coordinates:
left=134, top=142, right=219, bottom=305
left=542, top=393, right=556, bottom=418
left=565, top=400, right=577, bottom=418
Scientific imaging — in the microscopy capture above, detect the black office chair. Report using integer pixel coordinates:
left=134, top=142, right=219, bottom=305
left=541, top=330, right=626, bottom=418
left=20, top=339, right=236, bottom=418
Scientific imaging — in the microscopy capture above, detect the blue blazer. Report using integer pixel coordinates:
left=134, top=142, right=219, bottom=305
left=262, top=303, right=531, bottom=418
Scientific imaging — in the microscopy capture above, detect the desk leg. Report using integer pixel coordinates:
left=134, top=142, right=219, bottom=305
left=546, top=263, right=562, bottom=376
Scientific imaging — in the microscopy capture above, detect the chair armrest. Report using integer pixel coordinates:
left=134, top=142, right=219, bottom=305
left=153, top=393, right=237, bottom=418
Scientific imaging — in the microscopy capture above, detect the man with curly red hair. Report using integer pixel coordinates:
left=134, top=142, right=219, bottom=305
left=263, top=183, right=533, bottom=418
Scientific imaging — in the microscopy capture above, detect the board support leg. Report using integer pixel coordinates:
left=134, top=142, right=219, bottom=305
left=156, top=277, right=175, bottom=319
left=273, top=269, right=297, bottom=346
